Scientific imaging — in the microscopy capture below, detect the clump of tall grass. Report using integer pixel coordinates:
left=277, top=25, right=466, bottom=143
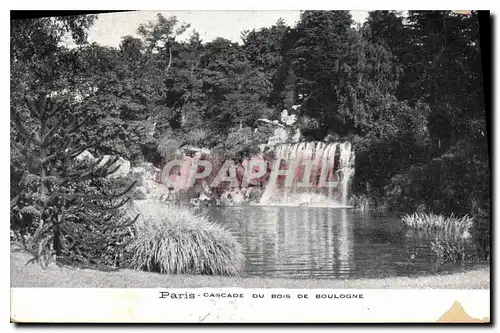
left=401, top=213, right=474, bottom=239
left=126, top=201, right=244, bottom=275
left=349, top=195, right=372, bottom=214
left=431, top=238, right=488, bottom=264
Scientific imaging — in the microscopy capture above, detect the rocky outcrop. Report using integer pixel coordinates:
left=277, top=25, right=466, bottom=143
left=127, top=163, right=163, bottom=201
left=255, top=109, right=301, bottom=151
left=75, top=151, right=168, bottom=201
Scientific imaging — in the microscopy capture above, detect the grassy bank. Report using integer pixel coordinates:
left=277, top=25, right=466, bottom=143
left=11, top=251, right=489, bottom=289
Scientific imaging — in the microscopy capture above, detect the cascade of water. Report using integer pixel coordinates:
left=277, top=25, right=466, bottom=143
left=301, top=142, right=314, bottom=189
left=338, top=142, right=355, bottom=207
left=259, top=141, right=355, bottom=206
left=324, top=143, right=337, bottom=199
left=312, top=142, right=325, bottom=186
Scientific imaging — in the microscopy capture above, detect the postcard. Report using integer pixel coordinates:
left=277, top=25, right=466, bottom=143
left=10, top=9, right=491, bottom=323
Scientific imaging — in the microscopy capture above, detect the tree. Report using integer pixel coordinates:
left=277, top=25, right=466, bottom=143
left=11, top=93, right=138, bottom=268
left=400, top=11, right=485, bottom=151
left=242, top=18, right=291, bottom=109
left=11, top=14, right=98, bottom=199
left=288, top=11, right=405, bottom=138
left=362, top=11, right=406, bottom=61
left=51, top=14, right=192, bottom=161
left=163, top=36, right=273, bottom=145
left=357, top=10, right=489, bottom=214
left=11, top=15, right=97, bottom=97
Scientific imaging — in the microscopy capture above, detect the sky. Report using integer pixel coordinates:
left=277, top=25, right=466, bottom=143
left=86, top=10, right=370, bottom=47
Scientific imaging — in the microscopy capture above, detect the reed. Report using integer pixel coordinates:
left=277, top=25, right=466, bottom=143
left=349, top=195, right=372, bottom=214
left=126, top=201, right=244, bottom=275
left=401, top=213, right=474, bottom=239
left=430, top=238, right=483, bottom=263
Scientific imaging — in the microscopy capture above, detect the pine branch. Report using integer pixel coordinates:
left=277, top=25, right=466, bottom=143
left=85, top=196, right=133, bottom=211
left=11, top=109, right=41, bottom=145
left=110, top=180, right=138, bottom=199
left=64, top=114, right=92, bottom=135
left=60, top=158, right=122, bottom=184
left=24, top=97, right=40, bottom=119
left=41, top=116, right=66, bottom=148
left=44, top=99, right=59, bottom=120
left=62, top=114, right=78, bottom=135
left=35, top=93, right=48, bottom=121
left=13, top=139, right=34, bottom=160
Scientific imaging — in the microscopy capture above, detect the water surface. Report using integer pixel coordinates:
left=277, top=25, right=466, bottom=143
left=197, top=205, right=489, bottom=279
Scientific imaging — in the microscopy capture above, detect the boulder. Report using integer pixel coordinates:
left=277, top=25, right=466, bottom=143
left=290, top=127, right=301, bottom=143
left=133, top=186, right=149, bottom=200
left=199, top=192, right=211, bottom=202
left=230, top=189, right=245, bottom=204
left=190, top=198, right=201, bottom=206
left=130, top=166, right=147, bottom=177
left=129, top=167, right=147, bottom=186
left=247, top=187, right=263, bottom=202
left=140, top=162, right=161, bottom=179
left=219, top=196, right=234, bottom=207
left=75, top=150, right=95, bottom=162
left=269, top=127, right=288, bottom=146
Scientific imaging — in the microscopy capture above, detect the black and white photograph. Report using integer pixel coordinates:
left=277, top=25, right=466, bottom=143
left=9, top=9, right=491, bottom=323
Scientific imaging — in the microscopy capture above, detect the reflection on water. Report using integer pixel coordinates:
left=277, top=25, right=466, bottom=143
left=196, top=205, right=489, bottom=279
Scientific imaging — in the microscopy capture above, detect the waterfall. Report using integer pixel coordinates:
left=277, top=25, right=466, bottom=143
left=259, top=141, right=355, bottom=207
left=339, top=142, right=355, bottom=206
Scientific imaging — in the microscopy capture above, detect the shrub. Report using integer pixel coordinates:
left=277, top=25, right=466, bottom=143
left=126, top=201, right=244, bottom=275
left=401, top=213, right=474, bottom=239
left=213, top=127, right=260, bottom=161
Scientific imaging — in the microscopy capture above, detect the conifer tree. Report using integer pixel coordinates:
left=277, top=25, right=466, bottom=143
left=11, top=92, right=138, bottom=269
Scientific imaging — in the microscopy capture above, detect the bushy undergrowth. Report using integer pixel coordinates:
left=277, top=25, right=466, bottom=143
left=126, top=201, right=244, bottom=275
left=401, top=213, right=474, bottom=239
left=11, top=170, right=137, bottom=269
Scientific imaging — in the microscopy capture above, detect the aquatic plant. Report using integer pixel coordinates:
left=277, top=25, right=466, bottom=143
left=401, top=213, right=474, bottom=239
left=431, top=238, right=489, bottom=264
left=126, top=201, right=244, bottom=275
left=349, top=195, right=373, bottom=214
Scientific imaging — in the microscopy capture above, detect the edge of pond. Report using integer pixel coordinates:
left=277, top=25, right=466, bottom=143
left=11, top=250, right=490, bottom=289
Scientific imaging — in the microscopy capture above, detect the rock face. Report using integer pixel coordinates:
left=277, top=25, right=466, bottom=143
left=255, top=119, right=288, bottom=148
left=216, top=187, right=263, bottom=206
left=269, top=127, right=288, bottom=146
left=255, top=110, right=301, bottom=152
left=291, top=127, right=302, bottom=142
left=129, top=163, right=167, bottom=201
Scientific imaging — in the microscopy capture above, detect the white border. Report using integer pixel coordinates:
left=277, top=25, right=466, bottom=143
left=3, top=1, right=497, bottom=10
left=10, top=288, right=491, bottom=323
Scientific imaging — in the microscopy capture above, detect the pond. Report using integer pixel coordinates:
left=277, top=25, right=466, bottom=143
left=195, top=205, right=490, bottom=279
